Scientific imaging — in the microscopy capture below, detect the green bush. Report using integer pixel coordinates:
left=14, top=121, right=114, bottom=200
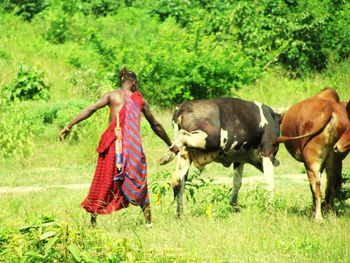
left=150, top=0, right=198, bottom=26
left=322, top=2, right=350, bottom=62
left=46, top=17, right=70, bottom=44
left=0, top=107, right=33, bottom=159
left=0, top=0, right=49, bottom=21
left=86, top=14, right=259, bottom=106
left=0, top=217, right=143, bottom=262
left=146, top=0, right=350, bottom=77
left=1, top=65, right=50, bottom=102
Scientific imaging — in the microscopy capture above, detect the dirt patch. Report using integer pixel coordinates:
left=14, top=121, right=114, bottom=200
left=0, top=184, right=90, bottom=194
left=0, top=175, right=309, bottom=194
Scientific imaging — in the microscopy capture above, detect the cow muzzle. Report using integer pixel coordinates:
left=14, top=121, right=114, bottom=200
left=333, top=144, right=340, bottom=153
left=334, top=143, right=349, bottom=153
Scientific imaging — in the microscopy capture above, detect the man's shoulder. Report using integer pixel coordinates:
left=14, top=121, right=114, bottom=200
left=109, top=89, right=122, bottom=95
left=104, top=89, right=124, bottom=104
left=107, top=89, right=123, bottom=98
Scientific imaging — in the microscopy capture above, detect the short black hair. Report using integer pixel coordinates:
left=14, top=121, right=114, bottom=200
left=119, top=67, right=138, bottom=90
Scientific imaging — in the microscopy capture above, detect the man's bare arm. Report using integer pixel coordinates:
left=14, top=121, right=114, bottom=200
left=59, top=93, right=110, bottom=140
left=142, top=100, right=179, bottom=153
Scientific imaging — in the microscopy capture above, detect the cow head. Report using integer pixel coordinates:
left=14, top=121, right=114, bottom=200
left=346, top=100, right=350, bottom=119
left=334, top=101, right=350, bottom=153
left=334, top=126, right=350, bottom=153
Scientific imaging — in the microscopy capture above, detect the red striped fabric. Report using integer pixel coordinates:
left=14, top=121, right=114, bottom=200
left=118, top=92, right=149, bottom=206
left=81, top=91, right=149, bottom=214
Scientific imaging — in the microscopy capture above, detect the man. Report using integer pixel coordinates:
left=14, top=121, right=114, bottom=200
left=59, top=68, right=179, bottom=227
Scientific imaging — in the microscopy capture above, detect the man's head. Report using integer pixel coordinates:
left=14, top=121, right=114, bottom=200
left=119, top=67, right=138, bottom=91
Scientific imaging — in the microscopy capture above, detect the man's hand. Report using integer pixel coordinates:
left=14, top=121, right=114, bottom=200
left=59, top=127, right=71, bottom=141
left=169, top=144, right=179, bottom=154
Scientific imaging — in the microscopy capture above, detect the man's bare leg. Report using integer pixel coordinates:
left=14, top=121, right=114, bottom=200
left=91, top=213, right=97, bottom=227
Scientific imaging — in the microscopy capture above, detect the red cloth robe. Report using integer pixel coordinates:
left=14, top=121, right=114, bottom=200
left=81, top=91, right=147, bottom=214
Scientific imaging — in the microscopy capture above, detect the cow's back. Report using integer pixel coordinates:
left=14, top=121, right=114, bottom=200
left=173, top=98, right=277, bottom=152
left=281, top=97, right=348, bottom=161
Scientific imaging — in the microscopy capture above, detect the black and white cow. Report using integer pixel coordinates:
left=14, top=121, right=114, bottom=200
left=161, top=98, right=282, bottom=216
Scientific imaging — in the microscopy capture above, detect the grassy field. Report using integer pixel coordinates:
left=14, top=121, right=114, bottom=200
left=1, top=8, right=350, bottom=262
left=1, top=108, right=350, bottom=262
left=1, top=79, right=349, bottom=261
left=1, top=164, right=350, bottom=262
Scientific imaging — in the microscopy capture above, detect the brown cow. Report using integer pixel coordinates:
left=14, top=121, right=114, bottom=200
left=276, top=88, right=350, bottom=221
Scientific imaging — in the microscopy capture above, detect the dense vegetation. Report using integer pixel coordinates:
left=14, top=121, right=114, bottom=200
left=1, top=0, right=350, bottom=162
left=0, top=1, right=350, bottom=261
left=1, top=0, right=350, bottom=104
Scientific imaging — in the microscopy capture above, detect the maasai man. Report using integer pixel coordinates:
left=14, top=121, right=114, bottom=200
left=59, top=68, right=179, bottom=227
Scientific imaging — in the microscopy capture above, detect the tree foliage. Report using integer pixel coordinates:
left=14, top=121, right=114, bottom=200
left=1, top=65, right=50, bottom=102
left=1, top=0, right=350, bottom=107
left=0, top=0, right=49, bottom=21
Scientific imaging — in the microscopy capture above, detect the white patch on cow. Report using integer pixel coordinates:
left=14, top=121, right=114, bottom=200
left=262, top=156, right=274, bottom=193
left=229, top=141, right=238, bottom=151
left=220, top=129, right=228, bottom=149
left=254, top=101, right=268, bottom=128
left=173, top=129, right=208, bottom=149
left=172, top=120, right=179, bottom=138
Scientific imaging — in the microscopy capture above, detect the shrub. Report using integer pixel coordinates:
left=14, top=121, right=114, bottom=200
left=46, top=17, right=70, bottom=44
left=0, top=217, right=142, bottom=262
left=1, top=65, right=50, bottom=102
left=87, top=15, right=259, bottom=106
left=0, top=107, right=33, bottom=159
left=150, top=0, right=198, bottom=26
left=0, top=0, right=49, bottom=21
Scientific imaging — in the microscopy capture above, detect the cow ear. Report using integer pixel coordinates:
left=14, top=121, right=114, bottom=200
left=274, top=112, right=283, bottom=124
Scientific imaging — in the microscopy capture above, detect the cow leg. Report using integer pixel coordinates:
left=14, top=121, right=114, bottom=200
left=230, top=162, right=244, bottom=206
left=175, top=174, right=187, bottom=218
left=262, top=156, right=275, bottom=194
left=305, top=165, right=323, bottom=222
left=324, top=159, right=342, bottom=212
left=260, top=126, right=279, bottom=195
left=172, top=146, right=191, bottom=218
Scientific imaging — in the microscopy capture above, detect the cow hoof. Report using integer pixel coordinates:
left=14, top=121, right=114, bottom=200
left=159, top=152, right=176, bottom=165
left=230, top=201, right=242, bottom=212
left=232, top=205, right=241, bottom=213
left=175, top=213, right=182, bottom=219
left=315, top=217, right=324, bottom=224
left=314, top=214, right=324, bottom=223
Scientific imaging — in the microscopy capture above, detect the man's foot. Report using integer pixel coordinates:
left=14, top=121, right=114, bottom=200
left=145, top=223, right=153, bottom=229
left=141, top=204, right=152, bottom=225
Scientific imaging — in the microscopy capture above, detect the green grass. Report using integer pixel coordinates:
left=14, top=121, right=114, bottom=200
left=1, top=175, right=350, bottom=262
left=1, top=8, right=350, bottom=263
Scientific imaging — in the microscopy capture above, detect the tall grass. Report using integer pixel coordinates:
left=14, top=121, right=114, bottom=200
left=1, top=6, right=350, bottom=262
left=1, top=177, right=349, bottom=262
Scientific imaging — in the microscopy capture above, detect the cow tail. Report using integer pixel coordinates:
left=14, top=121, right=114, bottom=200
left=274, top=111, right=333, bottom=145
